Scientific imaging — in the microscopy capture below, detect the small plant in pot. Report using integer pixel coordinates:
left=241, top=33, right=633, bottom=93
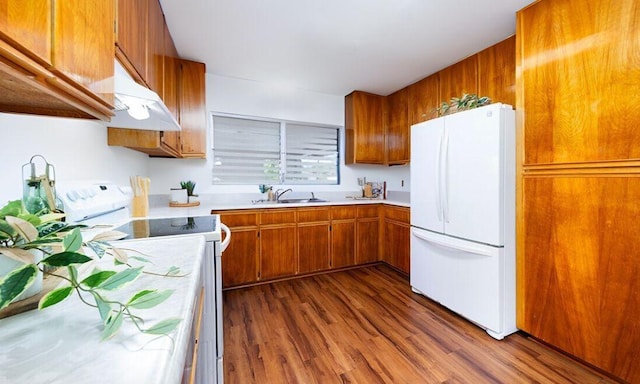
left=0, top=200, right=181, bottom=340
left=180, top=180, right=197, bottom=202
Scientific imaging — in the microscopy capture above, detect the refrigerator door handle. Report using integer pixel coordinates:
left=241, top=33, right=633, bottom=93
left=436, top=130, right=444, bottom=222
left=412, top=228, right=495, bottom=257
left=442, top=128, right=450, bottom=223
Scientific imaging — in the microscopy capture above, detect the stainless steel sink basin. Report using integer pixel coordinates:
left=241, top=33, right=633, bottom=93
left=277, top=198, right=327, bottom=204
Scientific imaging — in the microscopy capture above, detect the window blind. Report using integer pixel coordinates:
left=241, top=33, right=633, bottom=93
left=212, top=116, right=281, bottom=184
left=285, top=123, right=339, bottom=185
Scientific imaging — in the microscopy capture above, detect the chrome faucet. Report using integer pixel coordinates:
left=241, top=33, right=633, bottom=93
left=275, top=188, right=292, bottom=201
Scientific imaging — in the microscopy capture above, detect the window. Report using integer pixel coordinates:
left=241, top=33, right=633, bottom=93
left=212, top=115, right=339, bottom=185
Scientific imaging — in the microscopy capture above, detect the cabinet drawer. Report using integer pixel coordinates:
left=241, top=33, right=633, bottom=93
left=261, top=209, right=296, bottom=225
left=297, top=207, right=330, bottom=223
left=357, top=205, right=380, bottom=218
left=384, top=206, right=410, bottom=223
left=215, top=210, right=258, bottom=228
left=331, top=205, right=356, bottom=220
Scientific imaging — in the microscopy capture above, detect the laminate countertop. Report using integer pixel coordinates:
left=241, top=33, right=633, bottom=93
left=0, top=236, right=206, bottom=384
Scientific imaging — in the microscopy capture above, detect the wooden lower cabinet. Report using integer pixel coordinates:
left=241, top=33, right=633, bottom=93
left=259, top=225, right=297, bottom=280
left=520, top=177, right=640, bottom=382
left=221, top=228, right=258, bottom=287
left=356, top=205, right=380, bottom=264
left=331, top=221, right=356, bottom=269
left=382, top=206, right=410, bottom=274
left=298, top=207, right=331, bottom=274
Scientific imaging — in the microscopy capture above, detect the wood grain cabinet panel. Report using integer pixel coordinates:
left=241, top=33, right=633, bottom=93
left=478, top=35, right=515, bottom=106
left=178, top=59, right=207, bottom=158
left=331, top=221, right=356, bottom=269
left=146, top=0, right=164, bottom=94
left=260, top=225, right=297, bottom=280
left=438, top=54, right=478, bottom=105
left=382, top=206, right=410, bottom=274
left=52, top=0, right=115, bottom=106
left=0, top=0, right=51, bottom=63
left=345, top=91, right=386, bottom=164
left=521, top=177, right=640, bottom=382
left=221, top=228, right=259, bottom=288
left=298, top=224, right=330, bottom=274
left=159, top=22, right=180, bottom=153
left=408, top=74, right=439, bottom=125
left=386, top=88, right=409, bottom=165
left=116, top=0, right=147, bottom=81
left=518, top=0, right=640, bottom=165
left=298, top=208, right=330, bottom=274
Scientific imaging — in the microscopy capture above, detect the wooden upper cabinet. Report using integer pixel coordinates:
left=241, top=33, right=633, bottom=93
left=116, top=0, right=147, bottom=82
left=0, top=0, right=51, bottom=63
left=518, top=0, right=640, bottom=165
left=52, top=0, right=115, bottom=106
left=178, top=59, right=207, bottom=158
left=478, top=35, right=515, bottom=107
left=386, top=88, right=409, bottom=165
left=161, top=22, right=180, bottom=153
left=146, top=0, right=164, bottom=94
left=0, top=0, right=114, bottom=120
left=408, top=73, right=439, bottom=125
left=345, top=91, right=386, bottom=164
left=438, top=54, right=478, bottom=105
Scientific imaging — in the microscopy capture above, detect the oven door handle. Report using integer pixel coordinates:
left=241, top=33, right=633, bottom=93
left=220, top=223, right=231, bottom=252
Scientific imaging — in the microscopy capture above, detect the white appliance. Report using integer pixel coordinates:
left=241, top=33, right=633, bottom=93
left=409, top=103, right=517, bottom=340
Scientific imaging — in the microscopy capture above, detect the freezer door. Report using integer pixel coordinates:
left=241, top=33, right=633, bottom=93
left=444, top=103, right=509, bottom=246
left=410, top=227, right=504, bottom=335
left=410, top=118, right=445, bottom=233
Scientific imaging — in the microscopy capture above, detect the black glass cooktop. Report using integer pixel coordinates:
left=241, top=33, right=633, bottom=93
left=113, top=216, right=217, bottom=239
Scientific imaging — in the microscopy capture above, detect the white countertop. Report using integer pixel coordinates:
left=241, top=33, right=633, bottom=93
left=0, top=236, right=206, bottom=384
left=148, top=191, right=410, bottom=217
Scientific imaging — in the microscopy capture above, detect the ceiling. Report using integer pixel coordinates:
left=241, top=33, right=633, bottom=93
left=159, top=0, right=532, bottom=97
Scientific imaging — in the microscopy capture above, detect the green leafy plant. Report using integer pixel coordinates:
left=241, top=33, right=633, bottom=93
left=436, top=93, right=492, bottom=116
left=179, top=180, right=197, bottom=197
left=0, top=200, right=181, bottom=340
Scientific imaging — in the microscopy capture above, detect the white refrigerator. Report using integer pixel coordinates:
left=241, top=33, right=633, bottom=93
left=410, top=103, right=517, bottom=340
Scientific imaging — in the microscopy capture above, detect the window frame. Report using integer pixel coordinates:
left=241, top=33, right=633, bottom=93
left=211, top=113, right=341, bottom=185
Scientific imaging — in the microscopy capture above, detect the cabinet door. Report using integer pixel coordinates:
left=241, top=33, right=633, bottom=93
left=345, top=91, right=386, bottom=164
left=116, top=0, right=147, bottom=80
left=161, top=23, right=180, bottom=153
left=408, top=74, right=439, bottom=125
left=387, top=88, right=409, bottom=164
left=522, top=177, right=640, bottom=382
left=221, top=228, right=258, bottom=288
left=298, top=224, right=330, bottom=274
left=478, top=36, right=515, bottom=107
left=52, top=0, right=114, bottom=106
left=179, top=59, right=207, bottom=158
left=331, top=221, right=355, bottom=269
left=518, top=0, right=640, bottom=165
left=146, top=0, right=164, bottom=94
left=260, top=226, right=297, bottom=280
left=438, top=54, right=478, bottom=104
left=0, top=0, right=51, bottom=63
left=384, top=220, right=410, bottom=274
left=356, top=218, right=378, bottom=264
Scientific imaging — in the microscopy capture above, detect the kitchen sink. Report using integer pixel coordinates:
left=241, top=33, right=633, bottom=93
left=277, top=198, right=327, bottom=204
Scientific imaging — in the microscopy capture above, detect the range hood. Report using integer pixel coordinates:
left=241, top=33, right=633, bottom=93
left=109, top=61, right=181, bottom=131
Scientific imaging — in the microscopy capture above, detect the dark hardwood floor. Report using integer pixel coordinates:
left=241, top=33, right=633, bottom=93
left=223, top=264, right=616, bottom=383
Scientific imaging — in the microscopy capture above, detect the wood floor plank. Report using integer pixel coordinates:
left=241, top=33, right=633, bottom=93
left=223, top=265, right=618, bottom=383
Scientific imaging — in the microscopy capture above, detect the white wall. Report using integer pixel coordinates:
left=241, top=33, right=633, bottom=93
left=0, top=113, right=149, bottom=205
left=147, top=74, right=410, bottom=196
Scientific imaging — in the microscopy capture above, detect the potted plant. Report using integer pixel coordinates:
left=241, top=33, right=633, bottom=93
left=0, top=200, right=181, bottom=340
left=180, top=180, right=197, bottom=202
